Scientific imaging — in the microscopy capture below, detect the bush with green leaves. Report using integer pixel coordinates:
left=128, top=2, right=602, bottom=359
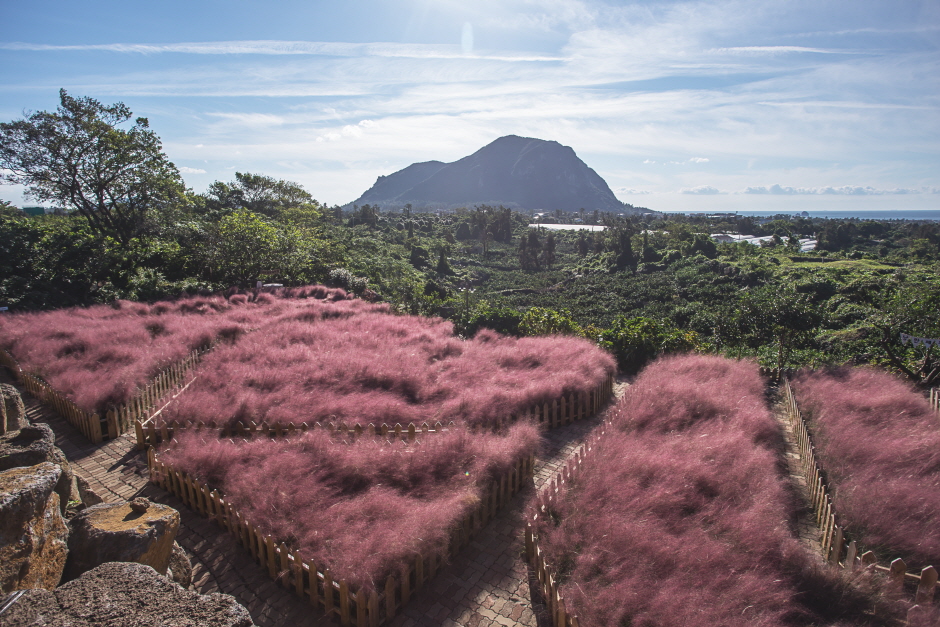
left=600, top=316, right=699, bottom=374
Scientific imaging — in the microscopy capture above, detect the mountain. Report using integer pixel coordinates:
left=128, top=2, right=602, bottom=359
left=349, top=135, right=627, bottom=212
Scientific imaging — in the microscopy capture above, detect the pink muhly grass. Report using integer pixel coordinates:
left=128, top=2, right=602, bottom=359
left=534, top=355, right=891, bottom=627
left=792, top=367, right=940, bottom=570
left=0, top=285, right=369, bottom=414
left=160, top=423, right=540, bottom=592
left=159, top=312, right=615, bottom=429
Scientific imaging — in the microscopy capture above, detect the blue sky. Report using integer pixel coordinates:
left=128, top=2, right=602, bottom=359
left=1, top=0, right=938, bottom=212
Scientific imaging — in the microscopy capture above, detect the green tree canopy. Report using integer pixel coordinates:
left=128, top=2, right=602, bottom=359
left=204, top=172, right=317, bottom=219
left=0, top=89, right=185, bottom=245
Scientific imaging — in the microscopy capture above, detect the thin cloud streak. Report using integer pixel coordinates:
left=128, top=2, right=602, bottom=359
left=0, top=40, right=564, bottom=62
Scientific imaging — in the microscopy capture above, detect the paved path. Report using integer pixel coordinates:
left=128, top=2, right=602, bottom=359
left=2, top=366, right=625, bottom=627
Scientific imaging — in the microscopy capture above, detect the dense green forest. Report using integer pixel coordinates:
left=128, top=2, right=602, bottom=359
left=2, top=91, right=939, bottom=385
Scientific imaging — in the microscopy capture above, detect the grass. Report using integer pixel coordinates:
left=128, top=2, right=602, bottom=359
left=158, top=310, right=615, bottom=429
left=792, top=366, right=940, bottom=570
left=0, top=285, right=357, bottom=413
left=533, top=354, right=904, bottom=627
left=160, top=423, right=540, bottom=592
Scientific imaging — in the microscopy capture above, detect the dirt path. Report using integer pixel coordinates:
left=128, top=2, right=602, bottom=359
left=2, top=367, right=627, bottom=627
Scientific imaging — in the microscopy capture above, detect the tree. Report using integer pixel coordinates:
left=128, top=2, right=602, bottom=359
left=871, top=282, right=940, bottom=387
left=542, top=232, right=557, bottom=269
left=0, top=89, right=185, bottom=245
left=204, top=172, right=316, bottom=219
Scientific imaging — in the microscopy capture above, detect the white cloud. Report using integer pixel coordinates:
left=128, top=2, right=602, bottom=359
left=681, top=185, right=722, bottom=195
left=743, top=184, right=922, bottom=195
left=177, top=166, right=207, bottom=174
left=689, top=157, right=709, bottom=163
left=615, top=187, right=652, bottom=195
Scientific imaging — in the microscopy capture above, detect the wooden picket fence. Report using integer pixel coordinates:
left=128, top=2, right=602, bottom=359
left=135, top=371, right=616, bottom=449
left=930, top=388, right=939, bottom=417
left=524, top=419, right=613, bottom=627
left=148, top=446, right=534, bottom=626
left=783, top=379, right=939, bottom=617
left=136, top=418, right=458, bottom=449
left=0, top=345, right=208, bottom=444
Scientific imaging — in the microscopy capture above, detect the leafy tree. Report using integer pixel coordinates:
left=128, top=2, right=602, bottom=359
left=600, top=316, right=699, bottom=374
left=206, top=209, right=314, bottom=285
left=739, top=285, right=822, bottom=370
left=542, top=232, right=557, bottom=269
left=0, top=89, right=185, bottom=245
left=871, top=282, right=940, bottom=386
left=205, top=172, right=317, bottom=220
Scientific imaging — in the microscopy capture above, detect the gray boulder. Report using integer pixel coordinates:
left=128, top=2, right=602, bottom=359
left=0, top=383, right=27, bottom=434
left=1, top=561, right=255, bottom=627
left=64, top=497, right=180, bottom=582
left=167, top=541, right=193, bottom=588
left=0, top=462, right=69, bottom=594
left=0, top=424, right=73, bottom=513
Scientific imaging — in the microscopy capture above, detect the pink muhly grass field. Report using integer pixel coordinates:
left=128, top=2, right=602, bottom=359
left=534, top=355, right=892, bottom=627
left=159, top=316, right=615, bottom=429
left=792, top=367, right=940, bottom=570
left=0, top=286, right=359, bottom=414
left=160, top=423, right=540, bottom=592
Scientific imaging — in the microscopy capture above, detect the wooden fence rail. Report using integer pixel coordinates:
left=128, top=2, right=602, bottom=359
left=782, top=378, right=939, bottom=614
left=148, top=447, right=534, bottom=626
left=524, top=419, right=612, bottom=627
left=136, top=372, right=616, bottom=449
left=0, top=345, right=210, bottom=444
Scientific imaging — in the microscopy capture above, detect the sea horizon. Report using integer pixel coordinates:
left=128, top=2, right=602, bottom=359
left=658, top=209, right=940, bottom=221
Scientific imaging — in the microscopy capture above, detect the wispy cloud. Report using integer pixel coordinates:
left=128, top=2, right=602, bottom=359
left=711, top=46, right=854, bottom=55
left=0, top=40, right=563, bottom=62
left=177, top=166, right=207, bottom=174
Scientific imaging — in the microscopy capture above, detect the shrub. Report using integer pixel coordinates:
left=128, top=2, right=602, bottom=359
left=599, top=316, right=699, bottom=374
left=534, top=355, right=898, bottom=627
left=792, top=367, right=940, bottom=570
left=160, top=423, right=540, bottom=592
left=160, top=311, right=615, bottom=429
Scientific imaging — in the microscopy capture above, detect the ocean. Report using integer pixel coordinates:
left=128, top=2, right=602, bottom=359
left=659, top=210, right=940, bottom=221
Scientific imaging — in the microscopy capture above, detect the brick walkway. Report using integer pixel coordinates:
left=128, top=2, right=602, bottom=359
left=2, top=366, right=626, bottom=627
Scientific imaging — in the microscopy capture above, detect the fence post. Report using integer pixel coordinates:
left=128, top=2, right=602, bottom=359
left=915, top=566, right=938, bottom=605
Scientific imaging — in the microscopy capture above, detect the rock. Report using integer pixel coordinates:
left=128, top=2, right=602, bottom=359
left=1, top=562, right=256, bottom=627
left=63, top=500, right=180, bottom=581
left=0, top=383, right=27, bottom=434
left=0, top=424, right=73, bottom=513
left=74, top=474, right=103, bottom=507
left=167, top=541, right=193, bottom=587
left=0, top=462, right=69, bottom=594
left=129, top=496, right=150, bottom=513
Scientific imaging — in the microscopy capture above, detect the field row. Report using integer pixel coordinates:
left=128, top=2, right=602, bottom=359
left=0, top=286, right=616, bottom=441
left=528, top=356, right=940, bottom=627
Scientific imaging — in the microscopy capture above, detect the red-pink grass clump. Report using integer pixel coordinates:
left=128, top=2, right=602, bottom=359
left=792, top=367, right=940, bottom=570
left=534, top=355, right=893, bottom=627
left=0, top=286, right=363, bottom=414
left=160, top=423, right=540, bottom=592
left=159, top=315, right=615, bottom=429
